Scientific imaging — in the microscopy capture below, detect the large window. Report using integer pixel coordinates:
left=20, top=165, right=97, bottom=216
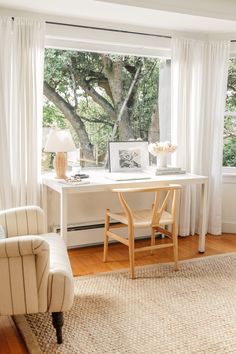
left=42, top=49, right=171, bottom=171
left=224, top=59, right=236, bottom=167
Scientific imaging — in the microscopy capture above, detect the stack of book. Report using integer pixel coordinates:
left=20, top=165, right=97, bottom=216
left=144, top=166, right=186, bottom=176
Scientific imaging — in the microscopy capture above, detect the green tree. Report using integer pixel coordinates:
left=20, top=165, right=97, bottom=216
left=223, top=137, right=236, bottom=166
left=224, top=59, right=236, bottom=166
left=43, top=49, right=160, bottom=166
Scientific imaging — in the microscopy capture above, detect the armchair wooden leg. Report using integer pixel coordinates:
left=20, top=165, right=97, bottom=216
left=52, top=312, right=64, bottom=344
left=103, top=209, right=110, bottom=262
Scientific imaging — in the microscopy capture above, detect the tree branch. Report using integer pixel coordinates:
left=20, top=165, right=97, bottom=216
left=227, top=84, right=236, bottom=92
left=80, top=115, right=113, bottom=126
left=124, top=64, right=136, bottom=75
left=75, top=75, right=116, bottom=121
left=224, top=132, right=236, bottom=139
left=44, top=81, right=95, bottom=161
left=69, top=55, right=115, bottom=119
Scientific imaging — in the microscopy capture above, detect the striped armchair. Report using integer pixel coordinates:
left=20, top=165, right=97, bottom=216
left=0, top=206, right=74, bottom=344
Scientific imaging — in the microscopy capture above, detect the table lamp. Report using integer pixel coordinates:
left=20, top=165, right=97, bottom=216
left=44, top=128, right=76, bottom=179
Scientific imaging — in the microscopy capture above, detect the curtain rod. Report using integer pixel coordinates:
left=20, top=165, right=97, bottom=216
left=45, top=21, right=172, bottom=39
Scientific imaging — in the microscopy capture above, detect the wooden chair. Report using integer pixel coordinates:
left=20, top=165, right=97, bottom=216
left=103, top=184, right=182, bottom=279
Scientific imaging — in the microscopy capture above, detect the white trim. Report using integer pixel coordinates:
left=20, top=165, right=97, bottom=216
left=45, top=23, right=171, bottom=57
left=223, top=167, right=236, bottom=173
left=45, top=24, right=236, bottom=57
left=222, top=222, right=236, bottom=233
left=223, top=175, right=236, bottom=184
left=223, top=167, right=236, bottom=184
left=44, top=23, right=236, bottom=58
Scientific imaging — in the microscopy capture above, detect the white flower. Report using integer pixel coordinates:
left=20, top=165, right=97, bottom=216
left=148, top=141, right=177, bottom=156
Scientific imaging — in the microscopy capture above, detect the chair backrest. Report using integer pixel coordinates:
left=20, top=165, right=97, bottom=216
left=112, top=184, right=182, bottom=227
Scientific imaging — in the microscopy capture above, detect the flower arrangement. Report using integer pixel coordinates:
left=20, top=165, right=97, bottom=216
left=148, top=141, right=177, bottom=156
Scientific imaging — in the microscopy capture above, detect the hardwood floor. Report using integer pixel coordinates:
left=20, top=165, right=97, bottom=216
left=1, top=233, right=236, bottom=354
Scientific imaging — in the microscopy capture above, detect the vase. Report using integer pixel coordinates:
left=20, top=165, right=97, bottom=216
left=156, top=153, right=168, bottom=168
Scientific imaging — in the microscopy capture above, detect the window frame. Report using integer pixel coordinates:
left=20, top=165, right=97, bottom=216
left=43, top=24, right=172, bottom=171
left=44, top=24, right=236, bottom=175
left=45, top=23, right=171, bottom=59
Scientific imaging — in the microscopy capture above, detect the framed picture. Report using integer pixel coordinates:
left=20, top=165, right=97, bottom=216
left=108, top=141, right=149, bottom=172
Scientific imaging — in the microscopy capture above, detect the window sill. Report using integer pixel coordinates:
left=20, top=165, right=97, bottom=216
left=223, top=167, right=236, bottom=183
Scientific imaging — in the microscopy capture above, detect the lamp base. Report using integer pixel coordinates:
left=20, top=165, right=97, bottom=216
left=54, top=152, right=68, bottom=179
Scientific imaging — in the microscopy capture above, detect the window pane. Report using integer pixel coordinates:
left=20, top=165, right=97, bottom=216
left=42, top=49, right=171, bottom=171
left=224, top=59, right=236, bottom=167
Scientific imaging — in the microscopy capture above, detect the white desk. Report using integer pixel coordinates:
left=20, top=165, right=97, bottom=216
left=42, top=170, right=208, bottom=252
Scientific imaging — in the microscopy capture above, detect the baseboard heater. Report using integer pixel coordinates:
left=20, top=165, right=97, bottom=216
left=53, top=222, right=150, bottom=248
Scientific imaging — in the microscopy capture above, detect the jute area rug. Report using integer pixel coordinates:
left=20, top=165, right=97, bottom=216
left=14, top=253, right=236, bottom=354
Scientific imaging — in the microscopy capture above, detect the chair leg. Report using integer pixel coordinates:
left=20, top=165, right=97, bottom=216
left=128, top=226, right=135, bottom=279
left=150, top=227, right=155, bottom=255
left=52, top=312, right=64, bottom=344
left=103, top=209, right=110, bottom=262
left=172, top=223, right=179, bottom=271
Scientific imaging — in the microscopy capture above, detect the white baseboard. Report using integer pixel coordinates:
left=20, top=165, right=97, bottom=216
left=222, top=222, right=236, bottom=233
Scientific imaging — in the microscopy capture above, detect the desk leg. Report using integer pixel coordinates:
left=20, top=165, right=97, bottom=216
left=199, top=180, right=208, bottom=253
left=42, top=184, right=48, bottom=233
left=60, top=190, right=68, bottom=246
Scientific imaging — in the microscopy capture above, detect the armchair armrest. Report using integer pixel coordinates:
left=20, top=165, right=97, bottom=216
left=0, top=235, right=48, bottom=258
left=0, top=236, right=49, bottom=315
left=0, top=205, right=46, bottom=237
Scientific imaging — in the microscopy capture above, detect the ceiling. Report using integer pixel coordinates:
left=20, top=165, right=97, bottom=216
left=1, top=0, right=236, bottom=35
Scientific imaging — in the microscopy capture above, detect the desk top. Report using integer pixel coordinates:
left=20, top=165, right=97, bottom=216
left=42, top=170, right=208, bottom=194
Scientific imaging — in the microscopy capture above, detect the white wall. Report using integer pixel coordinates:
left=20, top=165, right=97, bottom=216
left=1, top=6, right=236, bottom=238
left=222, top=173, right=236, bottom=233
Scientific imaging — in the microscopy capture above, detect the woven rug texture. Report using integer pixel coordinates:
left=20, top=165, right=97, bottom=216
left=14, top=253, right=236, bottom=354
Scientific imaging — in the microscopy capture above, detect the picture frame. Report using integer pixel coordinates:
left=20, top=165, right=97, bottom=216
left=108, top=141, right=149, bottom=172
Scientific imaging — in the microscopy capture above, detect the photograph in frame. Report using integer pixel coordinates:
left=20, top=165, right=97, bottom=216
left=108, top=141, right=149, bottom=172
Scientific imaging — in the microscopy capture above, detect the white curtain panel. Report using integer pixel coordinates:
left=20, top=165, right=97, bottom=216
left=0, top=18, right=13, bottom=209
left=171, top=38, right=230, bottom=235
left=0, top=17, right=45, bottom=209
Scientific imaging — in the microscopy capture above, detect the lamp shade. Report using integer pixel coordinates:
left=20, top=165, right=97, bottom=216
left=44, top=129, right=76, bottom=153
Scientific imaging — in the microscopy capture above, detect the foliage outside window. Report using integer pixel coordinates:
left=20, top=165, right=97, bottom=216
left=224, top=59, right=236, bottom=167
left=42, top=53, right=236, bottom=170
left=42, top=49, right=169, bottom=170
